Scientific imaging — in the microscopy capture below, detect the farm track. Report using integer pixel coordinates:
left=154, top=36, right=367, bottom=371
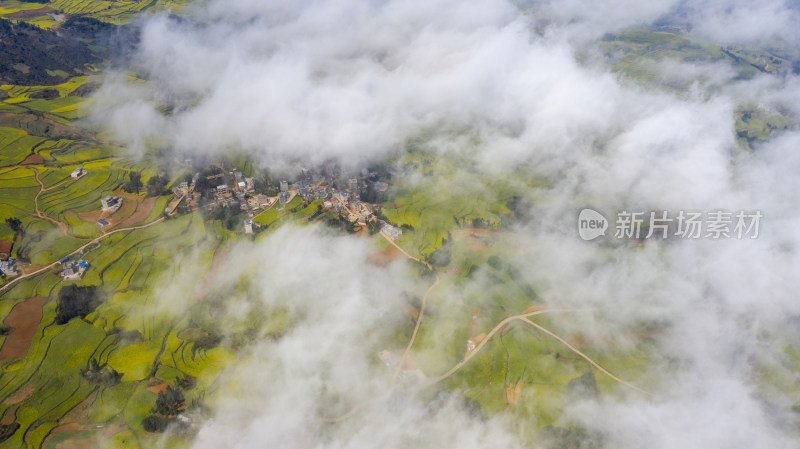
left=0, top=217, right=165, bottom=296
left=30, top=167, right=76, bottom=238
left=325, top=231, right=650, bottom=423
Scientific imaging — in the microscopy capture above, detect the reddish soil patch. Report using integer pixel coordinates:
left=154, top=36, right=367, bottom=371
left=5, top=7, right=55, bottom=18
left=565, top=334, right=587, bottom=348
left=74, top=209, right=102, bottom=224
left=453, top=228, right=498, bottom=252
left=112, top=188, right=156, bottom=228
left=117, top=197, right=155, bottom=228
left=464, top=236, right=486, bottom=251
left=44, top=423, right=127, bottom=449
left=20, top=154, right=44, bottom=165
left=146, top=381, right=170, bottom=395
left=18, top=264, right=45, bottom=275
left=367, top=244, right=403, bottom=267
left=0, top=296, right=48, bottom=361
left=506, top=378, right=523, bottom=406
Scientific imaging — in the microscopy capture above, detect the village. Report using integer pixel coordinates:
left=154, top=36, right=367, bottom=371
left=163, top=164, right=403, bottom=239
left=2, top=163, right=406, bottom=286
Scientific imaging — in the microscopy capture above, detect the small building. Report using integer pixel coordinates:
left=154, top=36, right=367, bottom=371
left=347, top=178, right=359, bottom=191
left=279, top=191, right=290, bottom=204
left=299, top=187, right=310, bottom=198
left=179, top=181, right=189, bottom=190
left=280, top=180, right=289, bottom=192
left=237, top=181, right=246, bottom=190
left=97, top=219, right=109, bottom=227
left=71, top=167, right=87, bottom=179
left=315, top=188, right=328, bottom=200
left=0, top=258, right=18, bottom=276
left=243, top=219, right=253, bottom=234
left=245, top=178, right=255, bottom=192
left=100, top=196, right=122, bottom=212
left=216, top=185, right=228, bottom=195
left=381, top=224, right=402, bottom=240
left=323, top=201, right=332, bottom=209
left=234, top=171, right=245, bottom=183
left=0, top=240, right=12, bottom=260
left=61, top=260, right=88, bottom=281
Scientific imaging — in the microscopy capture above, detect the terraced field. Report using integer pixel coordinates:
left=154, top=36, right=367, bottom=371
left=0, top=0, right=193, bottom=27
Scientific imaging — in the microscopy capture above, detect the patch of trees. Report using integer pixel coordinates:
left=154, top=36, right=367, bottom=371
left=142, top=386, right=187, bottom=433
left=55, top=285, right=104, bottom=325
left=566, top=371, right=599, bottom=400
left=29, top=89, right=59, bottom=100
left=538, top=426, right=603, bottom=449
left=5, top=217, right=23, bottom=238
left=122, top=171, right=142, bottom=194
left=366, top=218, right=381, bottom=235
left=202, top=204, right=242, bottom=231
left=146, top=175, right=170, bottom=197
left=0, top=18, right=100, bottom=85
left=175, top=375, right=196, bottom=391
left=324, top=213, right=356, bottom=234
left=191, top=333, right=222, bottom=358
left=429, top=244, right=451, bottom=267
left=0, top=325, right=13, bottom=336
left=0, top=423, right=19, bottom=443
left=81, top=358, right=122, bottom=386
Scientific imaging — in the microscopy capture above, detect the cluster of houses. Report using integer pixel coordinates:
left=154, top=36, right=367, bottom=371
left=0, top=240, right=18, bottom=277
left=58, top=258, right=89, bottom=281
left=169, top=164, right=402, bottom=236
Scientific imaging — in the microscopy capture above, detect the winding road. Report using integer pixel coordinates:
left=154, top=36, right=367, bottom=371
left=0, top=217, right=165, bottom=295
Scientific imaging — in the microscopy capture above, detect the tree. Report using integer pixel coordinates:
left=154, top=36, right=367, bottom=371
left=146, top=175, right=170, bottom=197
left=5, top=217, right=22, bottom=237
left=122, top=171, right=142, bottom=194
left=55, top=285, right=103, bottom=325
left=0, top=423, right=19, bottom=443
left=154, top=386, right=185, bottom=417
left=142, top=415, right=171, bottom=432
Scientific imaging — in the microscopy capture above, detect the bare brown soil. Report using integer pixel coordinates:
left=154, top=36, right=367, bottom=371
left=5, top=7, right=55, bottom=18
left=0, top=404, right=19, bottom=425
left=59, top=389, right=97, bottom=425
left=2, top=382, right=34, bottom=405
left=111, top=187, right=157, bottom=229
left=0, top=296, right=47, bottom=361
left=367, top=244, right=403, bottom=267
left=453, top=228, right=498, bottom=251
left=505, top=379, right=523, bottom=406
left=20, top=154, right=44, bottom=165
left=74, top=209, right=102, bottom=224
left=146, top=381, right=169, bottom=395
